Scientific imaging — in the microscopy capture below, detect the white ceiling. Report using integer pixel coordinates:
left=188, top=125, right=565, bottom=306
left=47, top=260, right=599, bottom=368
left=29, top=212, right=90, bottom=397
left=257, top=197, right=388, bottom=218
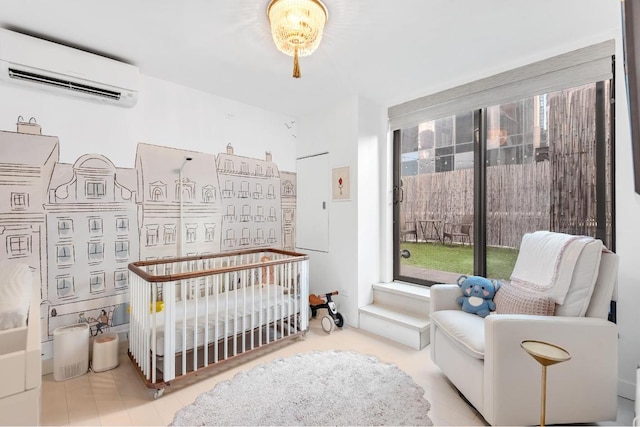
left=0, top=0, right=621, bottom=118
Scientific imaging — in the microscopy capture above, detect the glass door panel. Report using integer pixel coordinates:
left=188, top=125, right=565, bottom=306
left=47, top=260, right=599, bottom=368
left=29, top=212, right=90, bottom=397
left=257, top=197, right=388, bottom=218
left=396, top=111, right=475, bottom=285
left=485, top=81, right=613, bottom=280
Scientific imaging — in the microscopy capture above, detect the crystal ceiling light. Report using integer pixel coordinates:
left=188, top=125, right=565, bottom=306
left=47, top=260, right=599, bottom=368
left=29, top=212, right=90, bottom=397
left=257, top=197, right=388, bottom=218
left=267, top=0, right=328, bottom=78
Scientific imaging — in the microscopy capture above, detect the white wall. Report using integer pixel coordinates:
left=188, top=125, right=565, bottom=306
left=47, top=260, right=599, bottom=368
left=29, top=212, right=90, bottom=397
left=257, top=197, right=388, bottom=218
left=0, top=76, right=297, bottom=169
left=357, top=97, right=385, bottom=310
left=296, top=96, right=359, bottom=325
left=613, top=20, right=640, bottom=399
left=295, top=95, right=384, bottom=327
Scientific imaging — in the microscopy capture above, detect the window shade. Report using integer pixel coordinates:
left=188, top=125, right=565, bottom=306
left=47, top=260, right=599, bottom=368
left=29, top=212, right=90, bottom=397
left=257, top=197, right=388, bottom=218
left=388, top=39, right=614, bottom=130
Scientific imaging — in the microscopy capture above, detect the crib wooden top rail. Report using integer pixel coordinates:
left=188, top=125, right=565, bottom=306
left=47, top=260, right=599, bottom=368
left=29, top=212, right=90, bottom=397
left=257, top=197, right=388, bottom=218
left=128, top=248, right=309, bottom=283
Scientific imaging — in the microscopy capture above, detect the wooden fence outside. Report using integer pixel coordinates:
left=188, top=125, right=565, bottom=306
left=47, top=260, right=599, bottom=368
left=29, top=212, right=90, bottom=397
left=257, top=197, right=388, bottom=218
left=548, top=83, right=613, bottom=248
left=402, top=162, right=550, bottom=249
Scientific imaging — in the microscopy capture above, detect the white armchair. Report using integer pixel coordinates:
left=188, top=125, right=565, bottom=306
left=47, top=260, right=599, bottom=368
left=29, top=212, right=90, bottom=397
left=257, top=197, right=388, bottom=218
left=429, top=232, right=619, bottom=426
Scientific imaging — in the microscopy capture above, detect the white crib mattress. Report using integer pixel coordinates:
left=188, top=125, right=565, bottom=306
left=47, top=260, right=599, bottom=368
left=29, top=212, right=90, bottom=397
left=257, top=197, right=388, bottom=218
left=150, top=285, right=299, bottom=356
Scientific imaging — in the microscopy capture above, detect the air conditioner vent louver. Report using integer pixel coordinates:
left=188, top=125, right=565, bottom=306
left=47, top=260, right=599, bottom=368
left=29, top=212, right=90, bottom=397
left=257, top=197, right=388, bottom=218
left=8, top=67, right=121, bottom=100
left=0, top=28, right=138, bottom=107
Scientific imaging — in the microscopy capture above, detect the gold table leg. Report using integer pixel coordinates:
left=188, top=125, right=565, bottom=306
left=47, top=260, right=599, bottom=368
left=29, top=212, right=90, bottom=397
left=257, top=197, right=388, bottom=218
left=521, top=340, right=571, bottom=427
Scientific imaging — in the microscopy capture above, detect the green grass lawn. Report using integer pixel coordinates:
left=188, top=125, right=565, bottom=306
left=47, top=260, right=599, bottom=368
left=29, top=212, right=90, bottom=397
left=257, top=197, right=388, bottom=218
left=400, top=242, right=519, bottom=280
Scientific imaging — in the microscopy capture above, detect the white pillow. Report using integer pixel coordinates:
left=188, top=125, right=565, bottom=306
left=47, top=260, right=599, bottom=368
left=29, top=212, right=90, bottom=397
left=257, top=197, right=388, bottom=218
left=494, top=281, right=555, bottom=316
left=0, top=262, right=32, bottom=330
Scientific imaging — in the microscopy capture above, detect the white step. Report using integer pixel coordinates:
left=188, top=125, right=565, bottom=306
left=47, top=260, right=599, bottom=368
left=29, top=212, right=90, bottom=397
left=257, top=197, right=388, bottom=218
left=359, top=283, right=431, bottom=350
left=372, top=282, right=430, bottom=316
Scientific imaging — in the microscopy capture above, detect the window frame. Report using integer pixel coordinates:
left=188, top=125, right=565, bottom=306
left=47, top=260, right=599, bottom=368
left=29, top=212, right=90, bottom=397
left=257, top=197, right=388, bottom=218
left=388, top=40, right=615, bottom=286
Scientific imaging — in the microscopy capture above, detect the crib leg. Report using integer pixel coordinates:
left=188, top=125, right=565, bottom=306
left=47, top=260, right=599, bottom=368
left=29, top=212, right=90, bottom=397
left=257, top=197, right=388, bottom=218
left=153, top=388, right=165, bottom=399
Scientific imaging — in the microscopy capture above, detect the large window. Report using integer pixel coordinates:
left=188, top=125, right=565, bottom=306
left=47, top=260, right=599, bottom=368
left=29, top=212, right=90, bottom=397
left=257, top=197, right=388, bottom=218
left=391, top=42, right=614, bottom=285
left=396, top=112, right=475, bottom=284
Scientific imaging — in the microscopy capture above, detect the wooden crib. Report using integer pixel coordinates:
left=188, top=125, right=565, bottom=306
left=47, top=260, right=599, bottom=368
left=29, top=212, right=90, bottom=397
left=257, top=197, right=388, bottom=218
left=127, top=248, right=309, bottom=397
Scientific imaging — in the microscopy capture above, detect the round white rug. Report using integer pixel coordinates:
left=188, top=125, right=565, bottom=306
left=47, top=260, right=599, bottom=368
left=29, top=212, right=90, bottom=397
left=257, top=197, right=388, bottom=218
left=171, top=350, right=433, bottom=426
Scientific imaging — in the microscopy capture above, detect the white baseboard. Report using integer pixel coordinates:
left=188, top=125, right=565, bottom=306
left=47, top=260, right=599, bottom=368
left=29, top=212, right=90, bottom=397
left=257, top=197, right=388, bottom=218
left=618, top=378, right=635, bottom=400
left=41, top=358, right=53, bottom=376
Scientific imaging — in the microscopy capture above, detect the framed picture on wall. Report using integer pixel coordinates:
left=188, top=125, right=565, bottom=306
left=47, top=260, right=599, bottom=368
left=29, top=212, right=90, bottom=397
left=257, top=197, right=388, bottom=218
left=332, top=166, right=350, bottom=201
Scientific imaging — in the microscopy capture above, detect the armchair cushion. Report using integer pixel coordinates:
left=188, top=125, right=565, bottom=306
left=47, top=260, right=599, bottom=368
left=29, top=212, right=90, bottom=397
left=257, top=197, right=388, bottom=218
left=430, top=310, right=485, bottom=359
left=493, top=280, right=555, bottom=316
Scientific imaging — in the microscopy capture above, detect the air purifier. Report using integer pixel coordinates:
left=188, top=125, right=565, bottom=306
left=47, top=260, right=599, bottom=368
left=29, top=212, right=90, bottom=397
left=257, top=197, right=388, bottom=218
left=53, top=323, right=89, bottom=381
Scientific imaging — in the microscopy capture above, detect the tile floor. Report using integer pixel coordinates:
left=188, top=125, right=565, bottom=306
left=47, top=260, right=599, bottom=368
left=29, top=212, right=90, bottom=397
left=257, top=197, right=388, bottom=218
left=41, top=320, right=635, bottom=426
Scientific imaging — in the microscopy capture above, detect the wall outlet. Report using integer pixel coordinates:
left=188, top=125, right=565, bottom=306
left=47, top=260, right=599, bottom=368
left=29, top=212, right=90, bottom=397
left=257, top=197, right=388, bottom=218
left=340, top=289, right=349, bottom=297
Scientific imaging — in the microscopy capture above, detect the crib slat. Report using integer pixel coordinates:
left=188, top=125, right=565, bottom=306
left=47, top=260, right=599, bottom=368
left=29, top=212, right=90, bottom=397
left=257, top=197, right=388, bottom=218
left=214, top=272, right=219, bottom=364
left=203, top=273, right=210, bottom=368
left=224, top=271, right=229, bottom=360
left=165, top=279, right=176, bottom=382
left=233, top=270, right=238, bottom=357
left=250, top=261, right=255, bottom=351
left=192, top=275, right=198, bottom=373
left=241, top=268, right=246, bottom=354
left=151, top=283, right=157, bottom=384
left=181, top=278, right=187, bottom=376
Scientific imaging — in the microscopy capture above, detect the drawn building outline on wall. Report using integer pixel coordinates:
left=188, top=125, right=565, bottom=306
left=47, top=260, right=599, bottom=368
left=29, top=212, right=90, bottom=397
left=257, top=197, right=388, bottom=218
left=216, top=145, right=284, bottom=252
left=280, top=170, right=297, bottom=251
left=136, top=143, right=222, bottom=259
left=43, top=154, right=138, bottom=341
left=0, top=129, right=59, bottom=342
left=0, top=126, right=296, bottom=360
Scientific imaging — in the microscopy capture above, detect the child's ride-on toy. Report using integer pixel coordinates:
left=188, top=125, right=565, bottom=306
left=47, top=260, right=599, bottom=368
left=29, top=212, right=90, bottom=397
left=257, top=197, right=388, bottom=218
left=309, top=291, right=344, bottom=334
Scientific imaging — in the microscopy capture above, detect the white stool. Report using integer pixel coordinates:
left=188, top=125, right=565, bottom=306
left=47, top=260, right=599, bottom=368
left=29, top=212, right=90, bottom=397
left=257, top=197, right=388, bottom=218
left=91, top=333, right=119, bottom=372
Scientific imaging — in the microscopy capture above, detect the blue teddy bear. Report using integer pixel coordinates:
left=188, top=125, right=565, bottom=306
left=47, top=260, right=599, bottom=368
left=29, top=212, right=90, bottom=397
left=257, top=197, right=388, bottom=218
left=456, top=275, right=500, bottom=318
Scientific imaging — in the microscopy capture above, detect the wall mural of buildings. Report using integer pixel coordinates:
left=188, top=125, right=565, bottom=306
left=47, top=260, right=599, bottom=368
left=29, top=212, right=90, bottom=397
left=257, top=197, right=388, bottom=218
left=0, top=122, right=296, bottom=359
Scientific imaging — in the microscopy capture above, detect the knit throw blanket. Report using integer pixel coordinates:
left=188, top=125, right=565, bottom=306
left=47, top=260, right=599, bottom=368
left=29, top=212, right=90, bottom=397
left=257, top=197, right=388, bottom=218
left=510, top=231, right=598, bottom=304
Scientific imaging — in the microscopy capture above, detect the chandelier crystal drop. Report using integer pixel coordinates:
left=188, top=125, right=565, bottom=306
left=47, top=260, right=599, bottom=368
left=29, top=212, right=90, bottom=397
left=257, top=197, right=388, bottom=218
left=267, top=0, right=328, bottom=78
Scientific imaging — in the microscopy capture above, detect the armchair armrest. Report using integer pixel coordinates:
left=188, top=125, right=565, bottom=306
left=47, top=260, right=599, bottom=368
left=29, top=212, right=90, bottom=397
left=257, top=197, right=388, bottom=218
left=483, top=315, right=617, bottom=426
left=430, top=284, right=462, bottom=312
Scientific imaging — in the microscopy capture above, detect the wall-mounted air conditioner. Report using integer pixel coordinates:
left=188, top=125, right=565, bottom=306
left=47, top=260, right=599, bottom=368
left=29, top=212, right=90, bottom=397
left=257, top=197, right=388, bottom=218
left=0, top=28, right=139, bottom=107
